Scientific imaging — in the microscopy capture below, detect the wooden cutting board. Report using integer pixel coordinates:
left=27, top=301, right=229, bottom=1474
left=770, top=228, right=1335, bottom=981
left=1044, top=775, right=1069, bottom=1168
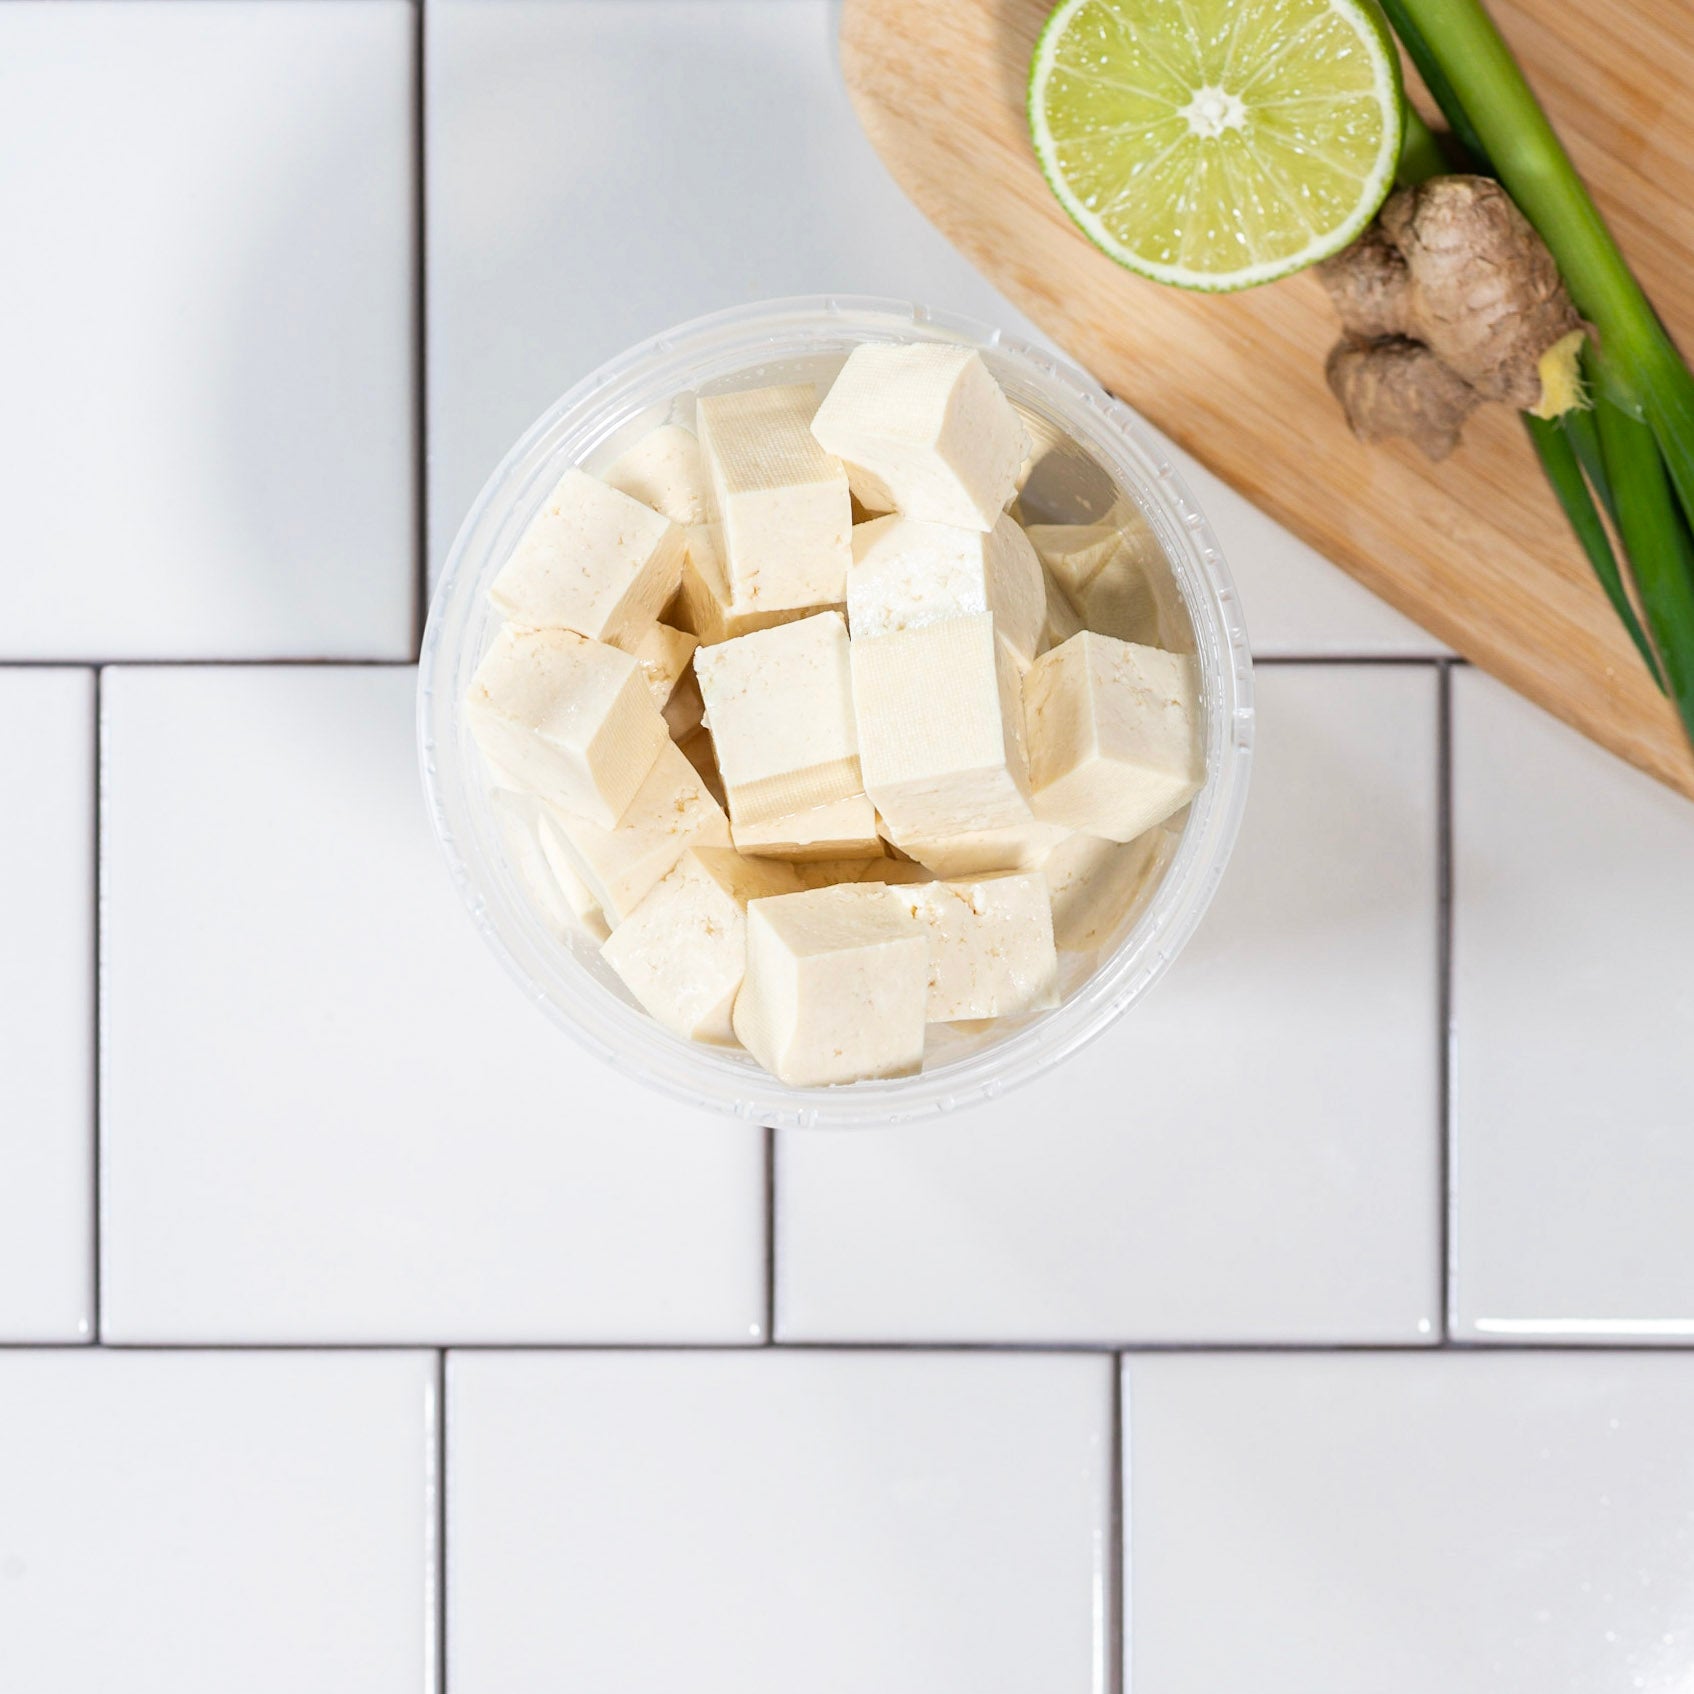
left=841, top=0, right=1694, bottom=799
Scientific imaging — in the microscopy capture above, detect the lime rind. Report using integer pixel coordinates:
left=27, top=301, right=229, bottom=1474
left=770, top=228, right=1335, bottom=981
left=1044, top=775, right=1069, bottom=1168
left=1028, top=0, right=1404, bottom=292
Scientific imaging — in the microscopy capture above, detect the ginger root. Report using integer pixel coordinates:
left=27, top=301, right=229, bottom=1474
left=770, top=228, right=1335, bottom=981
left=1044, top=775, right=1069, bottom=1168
left=1318, top=175, right=1586, bottom=459
left=1326, top=338, right=1483, bottom=462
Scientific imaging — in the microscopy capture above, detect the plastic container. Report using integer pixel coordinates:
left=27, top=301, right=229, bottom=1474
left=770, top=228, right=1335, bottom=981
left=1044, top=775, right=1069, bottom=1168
left=419, top=296, right=1253, bottom=1128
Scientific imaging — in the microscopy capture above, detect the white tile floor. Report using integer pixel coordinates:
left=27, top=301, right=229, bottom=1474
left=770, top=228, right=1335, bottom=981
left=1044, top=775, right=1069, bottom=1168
left=1, top=3, right=1691, bottom=1691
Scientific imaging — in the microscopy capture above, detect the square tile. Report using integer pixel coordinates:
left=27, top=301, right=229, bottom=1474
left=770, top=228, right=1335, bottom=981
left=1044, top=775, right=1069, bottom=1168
left=448, top=1349, right=1112, bottom=1694
left=0, top=2, right=415, bottom=659
left=100, top=666, right=764, bottom=1343
left=1451, top=672, right=1694, bottom=1339
left=0, top=668, right=94, bottom=1340
left=777, top=666, right=1442, bottom=1344
left=0, top=1349, right=435, bottom=1694
left=1124, top=1352, right=1694, bottom=1693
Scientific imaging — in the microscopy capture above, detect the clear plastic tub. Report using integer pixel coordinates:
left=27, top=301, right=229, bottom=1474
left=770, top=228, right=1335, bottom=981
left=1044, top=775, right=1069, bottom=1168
left=419, top=296, right=1253, bottom=1128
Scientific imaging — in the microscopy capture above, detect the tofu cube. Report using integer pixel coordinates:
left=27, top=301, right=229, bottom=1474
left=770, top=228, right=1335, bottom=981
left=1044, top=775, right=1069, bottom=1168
left=851, top=612, right=1033, bottom=838
left=732, top=884, right=928, bottom=1086
left=490, top=468, right=684, bottom=644
left=898, top=872, right=1059, bottom=1022
left=1029, top=518, right=1192, bottom=653
left=610, top=621, right=697, bottom=713
left=1024, top=633, right=1204, bottom=841
left=488, top=787, right=609, bottom=943
left=694, top=612, right=861, bottom=826
left=883, top=815, right=1070, bottom=879
left=671, top=524, right=824, bottom=645
left=731, top=790, right=882, bottom=862
left=696, top=384, right=852, bottom=612
left=601, top=847, right=804, bottom=1044
left=847, top=512, right=1046, bottom=666
left=601, top=422, right=709, bottom=527
left=538, top=740, right=731, bottom=924
left=466, top=626, right=667, bottom=828
left=810, top=343, right=1031, bottom=530
left=1043, top=829, right=1176, bottom=954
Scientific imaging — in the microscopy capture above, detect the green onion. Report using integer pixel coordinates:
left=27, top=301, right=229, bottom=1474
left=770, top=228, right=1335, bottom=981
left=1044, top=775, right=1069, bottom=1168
left=1379, top=0, right=1694, bottom=749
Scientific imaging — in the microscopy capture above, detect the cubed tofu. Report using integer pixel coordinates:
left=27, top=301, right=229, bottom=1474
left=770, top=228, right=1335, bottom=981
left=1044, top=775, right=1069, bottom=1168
left=847, top=512, right=1046, bottom=666
left=898, top=872, right=1059, bottom=1022
left=1023, top=522, right=1121, bottom=607
left=694, top=612, right=861, bottom=826
left=538, top=740, right=731, bottom=924
left=671, top=524, right=823, bottom=645
left=851, top=612, right=1033, bottom=838
left=601, top=422, right=709, bottom=527
left=488, top=786, right=609, bottom=943
left=882, top=815, right=1070, bottom=879
left=610, top=622, right=697, bottom=712
left=696, top=383, right=852, bottom=611
left=732, top=884, right=928, bottom=1086
left=1042, top=829, right=1176, bottom=954
left=810, top=343, right=1031, bottom=531
left=601, top=847, right=804, bottom=1044
left=489, top=468, right=685, bottom=644
left=466, top=626, right=667, bottom=828
left=1069, top=516, right=1173, bottom=648
left=1024, top=632, right=1204, bottom=841
left=731, top=790, right=882, bottom=861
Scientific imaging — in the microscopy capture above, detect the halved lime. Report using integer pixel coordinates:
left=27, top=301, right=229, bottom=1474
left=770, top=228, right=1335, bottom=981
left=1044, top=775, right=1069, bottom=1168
left=1028, top=0, right=1403, bottom=291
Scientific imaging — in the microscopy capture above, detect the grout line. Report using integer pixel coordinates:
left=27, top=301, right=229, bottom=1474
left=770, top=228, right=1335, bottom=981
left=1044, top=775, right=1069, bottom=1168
left=763, top=1126, right=777, bottom=1344
left=1109, top=1356, right=1125, bottom=1694
left=412, top=0, right=430, bottom=659
left=1438, top=660, right=1457, bottom=1343
left=434, top=1349, right=448, bottom=1694
left=90, top=667, right=103, bottom=1344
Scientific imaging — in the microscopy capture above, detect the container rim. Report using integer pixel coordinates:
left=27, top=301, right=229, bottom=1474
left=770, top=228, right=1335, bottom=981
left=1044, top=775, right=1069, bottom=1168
left=419, top=294, right=1253, bottom=1128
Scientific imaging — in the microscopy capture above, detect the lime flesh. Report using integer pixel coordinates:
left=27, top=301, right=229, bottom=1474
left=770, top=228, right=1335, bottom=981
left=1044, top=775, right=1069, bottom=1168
left=1029, top=0, right=1403, bottom=291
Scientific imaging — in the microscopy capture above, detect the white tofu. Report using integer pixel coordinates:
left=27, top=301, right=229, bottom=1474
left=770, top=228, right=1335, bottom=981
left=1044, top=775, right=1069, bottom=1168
left=851, top=612, right=1033, bottom=839
left=731, top=790, right=882, bottom=862
left=810, top=343, right=1031, bottom=530
left=696, top=383, right=852, bottom=612
left=694, top=612, right=861, bottom=826
left=898, top=872, right=1059, bottom=1022
left=465, top=625, right=667, bottom=828
left=538, top=740, right=731, bottom=924
left=732, top=884, right=928, bottom=1086
left=847, top=512, right=1046, bottom=666
left=488, top=786, right=609, bottom=943
left=671, top=524, right=823, bottom=646
left=601, top=847, right=803, bottom=1044
left=601, top=422, right=709, bottom=527
left=1024, top=632, right=1204, bottom=841
left=1023, top=522, right=1121, bottom=607
left=610, top=622, right=697, bottom=712
left=883, top=815, right=1070, bottom=879
left=662, top=667, right=705, bottom=739
left=489, top=468, right=685, bottom=644
left=1042, top=829, right=1176, bottom=954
